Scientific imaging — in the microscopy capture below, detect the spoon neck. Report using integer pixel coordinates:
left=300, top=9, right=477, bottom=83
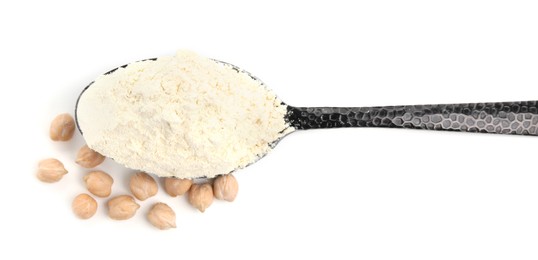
left=286, top=106, right=383, bottom=130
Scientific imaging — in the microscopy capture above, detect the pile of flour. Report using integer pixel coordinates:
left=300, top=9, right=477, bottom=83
left=76, top=50, right=293, bottom=178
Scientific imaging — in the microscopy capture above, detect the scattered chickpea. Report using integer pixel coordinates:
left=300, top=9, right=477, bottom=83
left=107, top=195, right=140, bottom=220
left=36, top=158, right=68, bottom=183
left=72, top=193, right=97, bottom=219
left=147, top=202, right=176, bottom=230
left=213, top=174, right=239, bottom=202
left=83, top=171, right=114, bottom=197
left=130, top=172, right=158, bottom=201
left=76, top=145, right=105, bottom=168
left=188, top=183, right=213, bottom=212
left=163, top=177, right=192, bottom=197
left=50, top=113, right=75, bottom=141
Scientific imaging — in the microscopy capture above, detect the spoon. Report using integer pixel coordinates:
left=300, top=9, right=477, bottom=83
left=75, top=56, right=538, bottom=179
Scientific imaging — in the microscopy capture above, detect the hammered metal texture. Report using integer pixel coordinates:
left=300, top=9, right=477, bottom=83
left=286, top=101, right=538, bottom=136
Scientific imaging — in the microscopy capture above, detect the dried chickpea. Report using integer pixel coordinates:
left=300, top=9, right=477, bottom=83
left=147, top=203, right=176, bottom=230
left=76, top=145, right=105, bottom=168
left=213, top=174, right=239, bottom=202
left=50, top=113, right=75, bottom=141
left=83, top=171, right=113, bottom=197
left=188, top=183, right=213, bottom=212
left=72, top=193, right=97, bottom=219
left=107, top=195, right=140, bottom=220
left=130, top=172, right=158, bottom=201
left=163, top=177, right=192, bottom=197
left=36, top=158, right=68, bottom=183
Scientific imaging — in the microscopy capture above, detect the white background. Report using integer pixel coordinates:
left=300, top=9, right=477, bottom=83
left=1, top=1, right=538, bottom=259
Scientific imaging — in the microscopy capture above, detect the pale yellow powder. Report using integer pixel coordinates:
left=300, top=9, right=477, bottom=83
left=76, top=50, right=293, bottom=178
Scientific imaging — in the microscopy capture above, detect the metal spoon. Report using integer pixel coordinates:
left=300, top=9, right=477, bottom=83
left=76, top=58, right=538, bottom=179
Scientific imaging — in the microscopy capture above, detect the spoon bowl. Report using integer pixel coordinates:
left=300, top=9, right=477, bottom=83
left=76, top=55, right=294, bottom=179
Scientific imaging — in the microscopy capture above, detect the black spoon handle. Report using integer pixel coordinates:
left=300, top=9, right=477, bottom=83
left=286, top=101, right=538, bottom=136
